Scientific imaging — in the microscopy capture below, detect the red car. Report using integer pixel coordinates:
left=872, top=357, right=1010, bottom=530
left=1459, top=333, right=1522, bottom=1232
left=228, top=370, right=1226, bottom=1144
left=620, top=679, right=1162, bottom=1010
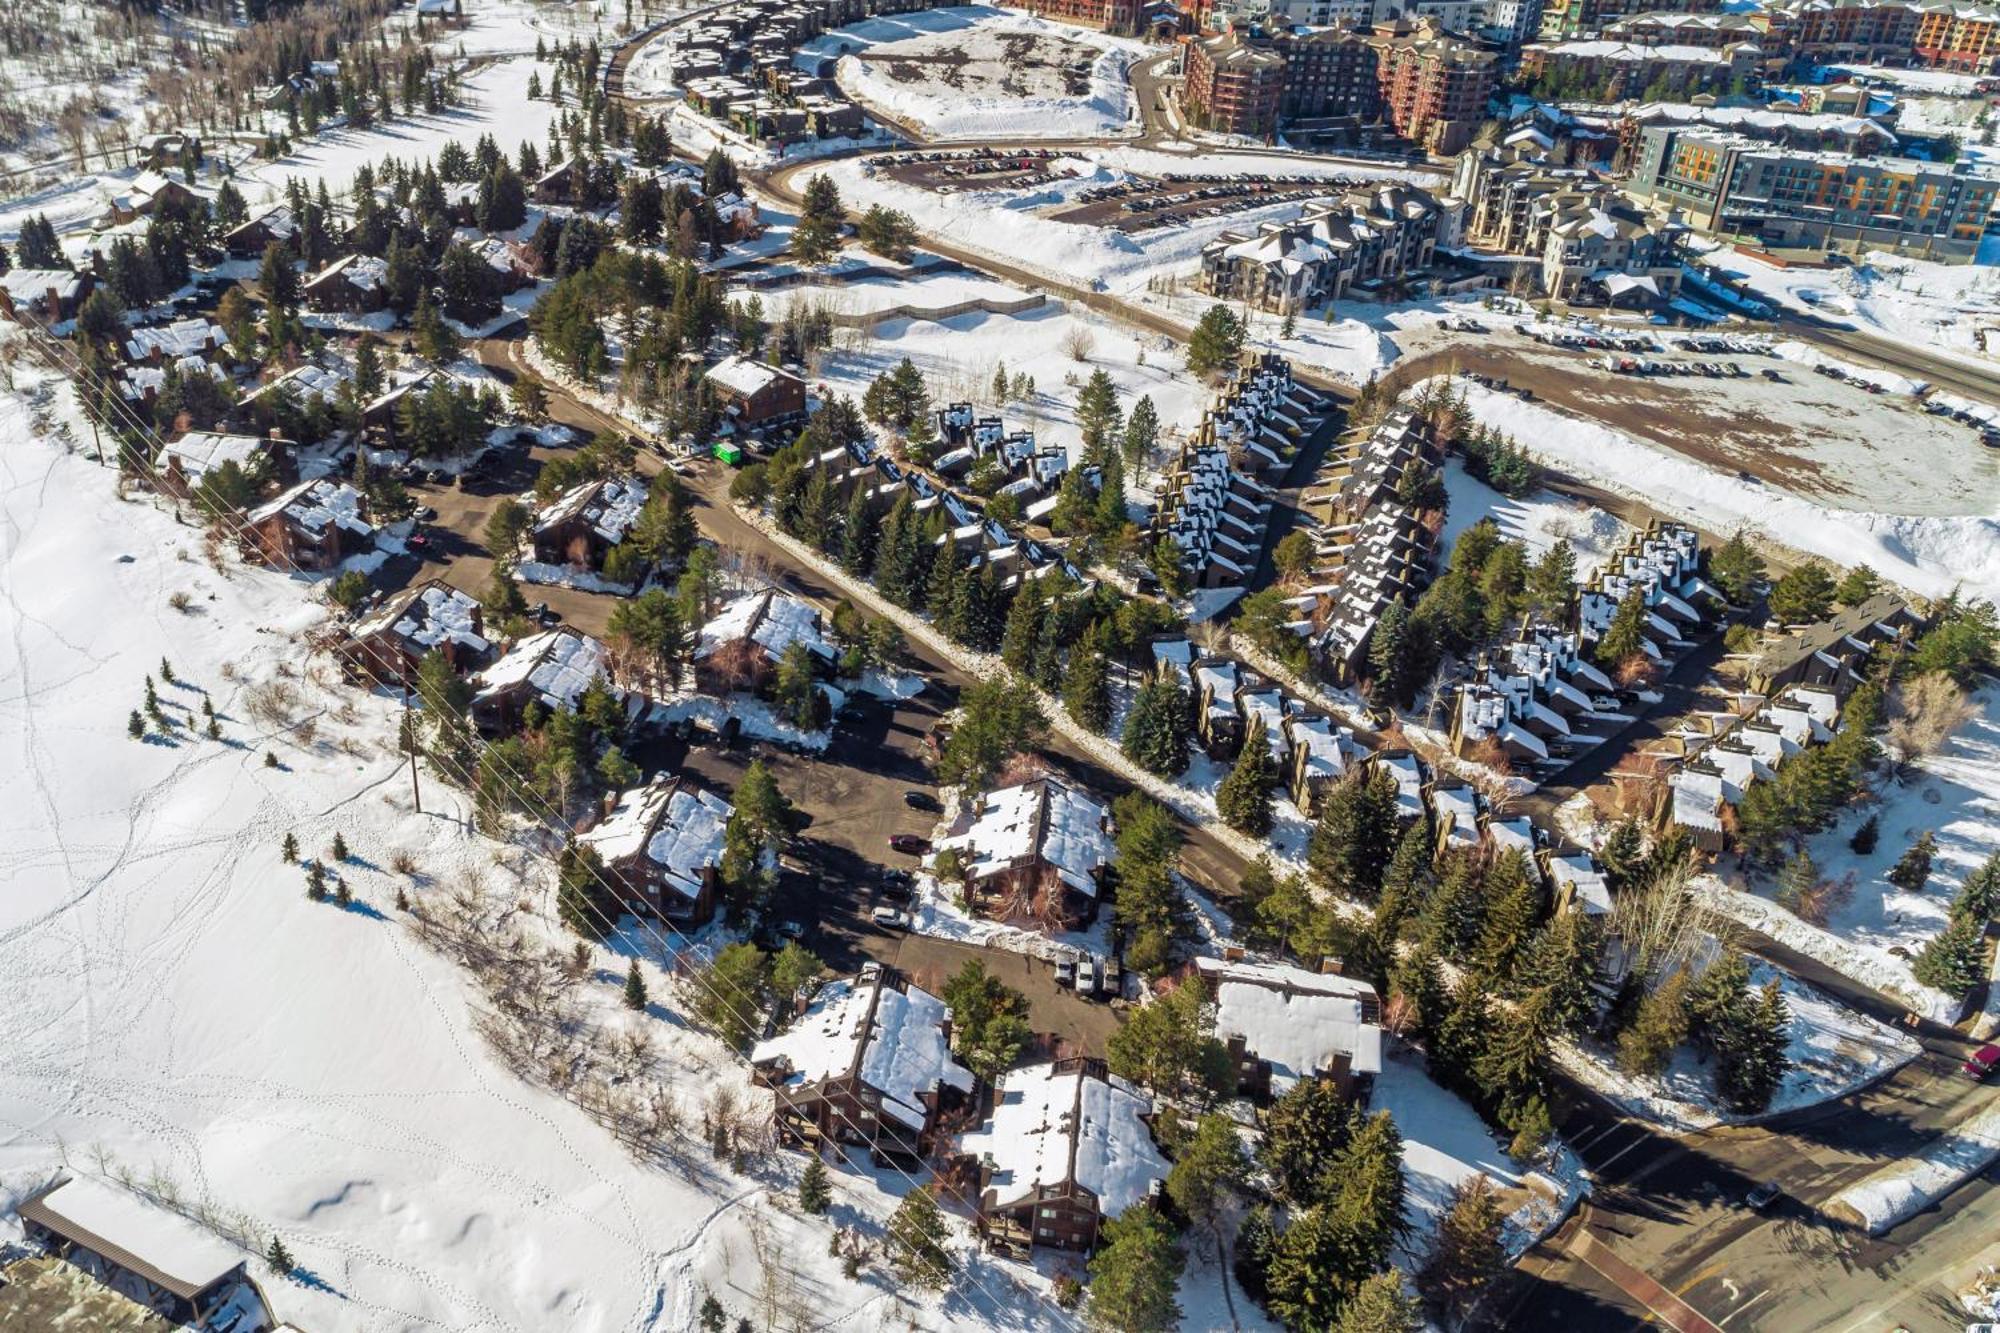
left=888, top=834, right=931, bottom=855
left=1965, top=1045, right=2000, bottom=1080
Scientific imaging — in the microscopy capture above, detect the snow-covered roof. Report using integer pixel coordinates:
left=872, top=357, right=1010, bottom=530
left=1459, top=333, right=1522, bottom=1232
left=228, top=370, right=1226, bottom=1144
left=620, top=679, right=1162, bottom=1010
left=704, top=354, right=785, bottom=398
left=1433, top=785, right=1481, bottom=844
left=534, top=476, right=648, bottom=546
left=693, top=588, right=834, bottom=665
left=1196, top=958, right=1382, bottom=1091
left=125, top=317, right=223, bottom=362
left=306, top=253, right=389, bottom=292
left=938, top=779, right=1113, bottom=898
left=751, top=966, right=975, bottom=1131
left=158, top=431, right=267, bottom=480
left=960, top=1061, right=1167, bottom=1218
left=358, top=580, right=487, bottom=654
left=472, top=627, right=615, bottom=713
left=1549, top=853, right=1611, bottom=915
left=579, top=777, right=732, bottom=902
left=18, top=1176, right=244, bottom=1300
left=247, top=478, right=372, bottom=538
left=0, top=268, right=84, bottom=307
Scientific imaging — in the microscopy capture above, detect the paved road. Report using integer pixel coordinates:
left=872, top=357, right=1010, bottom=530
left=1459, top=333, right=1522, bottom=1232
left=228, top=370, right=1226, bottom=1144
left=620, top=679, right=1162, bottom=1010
left=1778, top=310, right=2000, bottom=407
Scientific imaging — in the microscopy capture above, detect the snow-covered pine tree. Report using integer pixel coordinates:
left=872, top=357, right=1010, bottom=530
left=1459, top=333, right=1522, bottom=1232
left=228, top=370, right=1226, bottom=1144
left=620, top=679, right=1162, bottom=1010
left=623, top=958, right=648, bottom=1011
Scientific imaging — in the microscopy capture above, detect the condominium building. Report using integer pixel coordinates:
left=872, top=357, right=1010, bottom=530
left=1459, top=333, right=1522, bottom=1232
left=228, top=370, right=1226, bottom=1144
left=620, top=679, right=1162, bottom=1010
left=1629, top=125, right=2000, bottom=259
left=1519, top=35, right=1761, bottom=100
left=1199, top=183, right=1445, bottom=311
left=1536, top=0, right=1721, bottom=40
left=1367, top=18, right=1499, bottom=156
left=1184, top=30, right=1290, bottom=135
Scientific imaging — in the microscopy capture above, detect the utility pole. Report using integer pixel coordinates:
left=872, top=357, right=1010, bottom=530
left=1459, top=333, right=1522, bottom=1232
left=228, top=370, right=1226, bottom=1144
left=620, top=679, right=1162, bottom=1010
left=402, top=684, right=423, bottom=814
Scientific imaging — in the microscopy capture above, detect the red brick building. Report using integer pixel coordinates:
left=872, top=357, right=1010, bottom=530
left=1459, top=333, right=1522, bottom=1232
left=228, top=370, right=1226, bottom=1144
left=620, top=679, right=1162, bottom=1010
left=1367, top=18, right=1497, bottom=156
left=1022, top=0, right=1140, bottom=33
left=1183, top=31, right=1288, bottom=136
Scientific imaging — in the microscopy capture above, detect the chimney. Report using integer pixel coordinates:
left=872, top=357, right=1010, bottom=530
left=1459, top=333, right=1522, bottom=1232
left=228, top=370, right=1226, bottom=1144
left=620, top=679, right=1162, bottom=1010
left=1222, top=944, right=1246, bottom=962
left=1319, top=955, right=1345, bottom=975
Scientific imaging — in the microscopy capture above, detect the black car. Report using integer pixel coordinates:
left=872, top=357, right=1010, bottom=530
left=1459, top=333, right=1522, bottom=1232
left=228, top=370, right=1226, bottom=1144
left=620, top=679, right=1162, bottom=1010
left=903, top=791, right=940, bottom=812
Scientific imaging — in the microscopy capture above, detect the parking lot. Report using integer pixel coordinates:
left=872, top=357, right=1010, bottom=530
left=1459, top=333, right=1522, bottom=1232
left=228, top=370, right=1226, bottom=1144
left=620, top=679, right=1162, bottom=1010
left=1049, top=172, right=1351, bottom=233
left=640, top=686, right=1123, bottom=1053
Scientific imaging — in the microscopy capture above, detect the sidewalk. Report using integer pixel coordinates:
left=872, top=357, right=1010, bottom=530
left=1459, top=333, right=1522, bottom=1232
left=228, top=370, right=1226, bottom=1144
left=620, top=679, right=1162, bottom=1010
left=1568, top=1229, right=1723, bottom=1333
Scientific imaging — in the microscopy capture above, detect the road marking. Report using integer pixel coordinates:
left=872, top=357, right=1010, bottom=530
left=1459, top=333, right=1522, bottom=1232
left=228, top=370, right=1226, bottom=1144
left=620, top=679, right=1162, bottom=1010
left=1573, top=1120, right=1627, bottom=1150
left=1592, top=1128, right=1655, bottom=1174
left=1717, top=1290, right=1768, bottom=1328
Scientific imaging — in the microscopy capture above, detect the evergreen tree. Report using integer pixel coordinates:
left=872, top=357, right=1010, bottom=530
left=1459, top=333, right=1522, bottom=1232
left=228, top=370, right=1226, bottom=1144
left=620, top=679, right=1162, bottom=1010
left=1417, top=1176, right=1505, bottom=1323
left=1706, top=530, right=1766, bottom=605
left=306, top=860, right=328, bottom=901
left=1515, top=910, right=1603, bottom=1033
left=1914, top=913, right=1986, bottom=995
left=1258, top=1075, right=1354, bottom=1205
left=1366, top=599, right=1416, bottom=707
left=1166, top=1111, right=1248, bottom=1223
left=128, top=709, right=145, bottom=740
left=557, top=841, right=619, bottom=939
left=1851, top=812, right=1881, bottom=855
left=1062, top=631, right=1112, bottom=733
left=1337, top=1269, right=1423, bottom=1333
left=1769, top=559, right=1836, bottom=624
left=1388, top=943, right=1448, bottom=1040
left=1888, top=831, right=1937, bottom=892
left=265, top=1235, right=294, bottom=1274
left=691, top=941, right=768, bottom=1051
left=623, top=958, right=648, bottom=1011
left=1308, top=769, right=1399, bottom=904
left=1720, top=979, right=1790, bottom=1114
left=1086, top=1202, right=1184, bottom=1333
left=697, top=1294, right=727, bottom=1332
left=885, top=1185, right=952, bottom=1290
left=1475, top=848, right=1543, bottom=979
left=797, top=1156, right=831, bottom=1214
left=1835, top=563, right=1881, bottom=606
left=1123, top=394, right=1159, bottom=467
left=1616, top=967, right=1692, bottom=1076
left=1216, top=717, right=1276, bottom=836
left=1121, top=673, right=1192, bottom=778
left=281, top=833, right=299, bottom=864
left=1076, top=369, right=1122, bottom=462
left=1594, top=586, right=1650, bottom=669
left=1416, top=851, right=1486, bottom=957
left=1528, top=539, right=1576, bottom=616
left=1185, top=304, right=1244, bottom=376
left=331, top=832, right=349, bottom=862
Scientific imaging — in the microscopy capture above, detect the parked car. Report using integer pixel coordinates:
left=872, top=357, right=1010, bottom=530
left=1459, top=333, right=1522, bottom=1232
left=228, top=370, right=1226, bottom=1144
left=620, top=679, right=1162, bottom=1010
left=1074, top=955, right=1099, bottom=995
left=1053, top=953, right=1076, bottom=986
left=903, top=790, right=940, bottom=812
left=1964, top=1043, right=2000, bottom=1080
left=870, top=907, right=909, bottom=930
left=774, top=919, right=807, bottom=941
left=888, top=833, right=931, bottom=855
left=413, top=505, right=437, bottom=521
left=1744, top=1181, right=1782, bottom=1211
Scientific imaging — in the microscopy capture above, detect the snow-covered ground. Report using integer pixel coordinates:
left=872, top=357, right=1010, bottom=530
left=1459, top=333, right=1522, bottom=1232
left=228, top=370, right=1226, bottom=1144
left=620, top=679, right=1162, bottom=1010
left=798, top=6, right=1142, bottom=141
left=1828, top=1095, right=2000, bottom=1235
left=810, top=294, right=1208, bottom=471
left=1698, top=689, right=2000, bottom=1020
left=1824, top=63, right=1993, bottom=94
left=1699, top=245, right=2000, bottom=368
left=0, top=361, right=1065, bottom=1332
left=821, top=147, right=1435, bottom=296
left=1372, top=1045, right=1587, bottom=1266
left=1557, top=961, right=1921, bottom=1132
left=1439, top=457, right=1633, bottom=576
left=1437, top=379, right=2000, bottom=600
left=750, top=266, right=1041, bottom=320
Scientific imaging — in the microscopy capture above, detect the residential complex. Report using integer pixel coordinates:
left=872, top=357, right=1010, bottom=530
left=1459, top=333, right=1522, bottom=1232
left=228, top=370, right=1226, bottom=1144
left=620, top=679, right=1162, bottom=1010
left=1628, top=125, right=2000, bottom=259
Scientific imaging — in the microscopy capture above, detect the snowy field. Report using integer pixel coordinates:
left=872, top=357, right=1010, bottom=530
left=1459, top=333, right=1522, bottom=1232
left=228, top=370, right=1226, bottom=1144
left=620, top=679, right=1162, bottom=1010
left=1697, top=690, right=2000, bottom=1019
left=0, top=363, right=1065, bottom=1332
left=1824, top=63, right=1993, bottom=94
left=797, top=6, right=1142, bottom=141
left=747, top=266, right=1037, bottom=320
left=1702, top=245, right=2000, bottom=367
left=1439, top=457, right=1634, bottom=576
left=1439, top=379, right=2000, bottom=599
left=810, top=295, right=1208, bottom=470
left=821, top=147, right=1434, bottom=295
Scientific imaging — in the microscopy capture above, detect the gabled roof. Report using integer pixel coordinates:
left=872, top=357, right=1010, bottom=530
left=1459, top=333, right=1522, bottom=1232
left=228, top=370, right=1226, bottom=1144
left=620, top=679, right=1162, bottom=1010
left=1196, top=958, right=1382, bottom=1091
left=578, top=776, right=732, bottom=901
left=751, top=965, right=975, bottom=1131
left=18, top=1176, right=244, bottom=1302
left=960, top=1061, right=1167, bottom=1217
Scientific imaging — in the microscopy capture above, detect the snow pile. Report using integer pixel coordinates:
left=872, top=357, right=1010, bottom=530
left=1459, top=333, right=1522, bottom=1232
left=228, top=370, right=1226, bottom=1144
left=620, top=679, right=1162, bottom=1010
left=1828, top=1097, right=2000, bottom=1234
left=516, top=559, right=638, bottom=595
left=1440, top=379, right=2000, bottom=600
left=804, top=6, right=1142, bottom=141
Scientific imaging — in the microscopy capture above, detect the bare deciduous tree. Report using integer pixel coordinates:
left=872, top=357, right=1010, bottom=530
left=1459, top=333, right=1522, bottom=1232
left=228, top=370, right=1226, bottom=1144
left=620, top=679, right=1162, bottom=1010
left=1885, top=672, right=1976, bottom=779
